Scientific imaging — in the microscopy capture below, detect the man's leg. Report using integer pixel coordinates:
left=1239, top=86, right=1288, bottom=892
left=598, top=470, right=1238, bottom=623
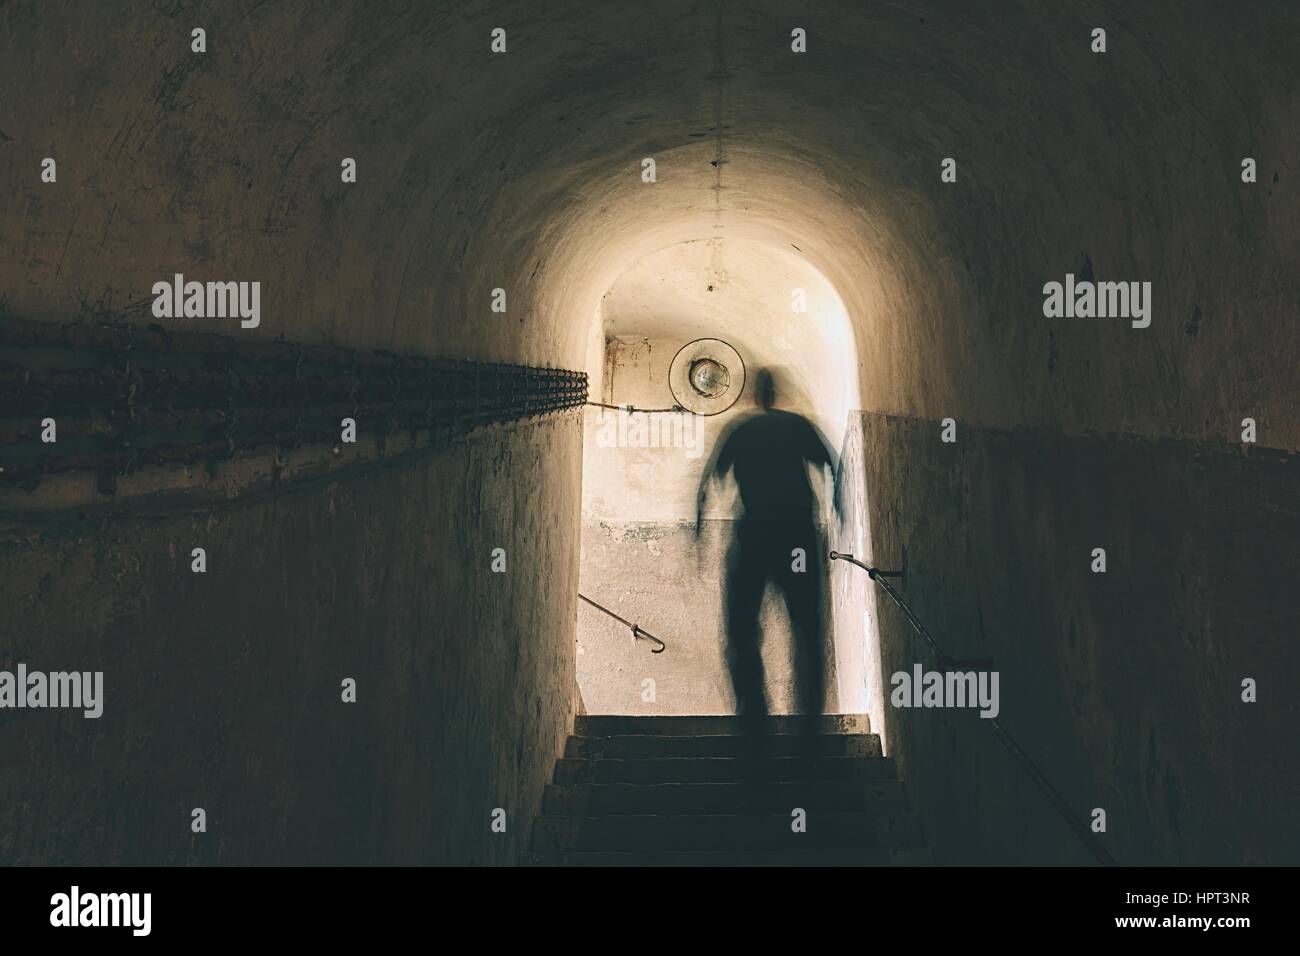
left=726, top=522, right=775, bottom=797
left=777, top=523, right=827, bottom=746
left=725, top=521, right=769, bottom=740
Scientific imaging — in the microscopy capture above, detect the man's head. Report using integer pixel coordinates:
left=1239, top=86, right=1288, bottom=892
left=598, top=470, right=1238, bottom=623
left=755, top=367, right=777, bottom=410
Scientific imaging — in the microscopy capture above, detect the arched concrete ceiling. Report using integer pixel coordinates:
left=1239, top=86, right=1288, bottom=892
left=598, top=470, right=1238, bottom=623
left=597, top=237, right=858, bottom=444
left=3, top=1, right=1297, bottom=445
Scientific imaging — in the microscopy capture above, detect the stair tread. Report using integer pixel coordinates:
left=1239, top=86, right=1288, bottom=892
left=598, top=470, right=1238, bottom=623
left=554, top=755, right=898, bottom=785
left=570, top=733, right=878, bottom=741
left=537, top=810, right=917, bottom=820
left=575, top=714, right=871, bottom=736
left=542, top=779, right=907, bottom=814
left=565, top=733, right=881, bottom=759
left=531, top=810, right=925, bottom=851
left=556, top=756, right=893, bottom=764
left=526, top=848, right=931, bottom=867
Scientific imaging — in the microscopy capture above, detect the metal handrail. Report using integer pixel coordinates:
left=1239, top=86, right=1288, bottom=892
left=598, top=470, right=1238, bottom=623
left=578, top=593, right=667, bottom=653
left=829, top=550, right=1117, bottom=866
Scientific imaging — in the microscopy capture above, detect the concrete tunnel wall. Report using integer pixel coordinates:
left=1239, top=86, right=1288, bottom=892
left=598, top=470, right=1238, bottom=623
left=1, top=1, right=1298, bottom=863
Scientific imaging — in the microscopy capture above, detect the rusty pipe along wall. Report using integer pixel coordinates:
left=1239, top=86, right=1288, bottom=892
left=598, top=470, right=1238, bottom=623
left=0, top=315, right=586, bottom=504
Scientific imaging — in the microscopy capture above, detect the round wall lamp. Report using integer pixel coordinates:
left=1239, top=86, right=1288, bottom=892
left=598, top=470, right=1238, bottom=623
left=668, top=338, right=746, bottom=415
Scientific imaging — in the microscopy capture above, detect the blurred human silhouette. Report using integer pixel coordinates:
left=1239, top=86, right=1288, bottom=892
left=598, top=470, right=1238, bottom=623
left=696, top=367, right=842, bottom=762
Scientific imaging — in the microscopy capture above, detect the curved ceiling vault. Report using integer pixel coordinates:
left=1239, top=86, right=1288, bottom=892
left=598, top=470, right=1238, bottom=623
left=2, top=1, right=1297, bottom=447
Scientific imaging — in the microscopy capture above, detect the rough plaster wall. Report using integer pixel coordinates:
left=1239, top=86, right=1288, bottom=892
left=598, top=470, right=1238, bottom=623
left=844, top=411, right=1300, bottom=865
left=6, top=2, right=1294, bottom=447
left=0, top=415, right=581, bottom=865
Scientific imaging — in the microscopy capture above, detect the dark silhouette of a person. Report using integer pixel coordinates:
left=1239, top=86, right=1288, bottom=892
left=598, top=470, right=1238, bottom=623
left=696, top=367, right=841, bottom=752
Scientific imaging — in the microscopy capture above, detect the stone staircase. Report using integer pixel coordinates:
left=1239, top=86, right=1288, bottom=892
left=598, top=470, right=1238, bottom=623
left=528, top=714, right=931, bottom=866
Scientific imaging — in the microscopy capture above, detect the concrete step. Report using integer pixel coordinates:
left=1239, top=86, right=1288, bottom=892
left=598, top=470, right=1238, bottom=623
left=565, top=733, right=882, bottom=760
left=554, top=755, right=897, bottom=785
left=525, top=847, right=933, bottom=867
left=575, top=714, right=870, bottom=737
left=542, top=779, right=909, bottom=816
left=531, top=811, right=925, bottom=852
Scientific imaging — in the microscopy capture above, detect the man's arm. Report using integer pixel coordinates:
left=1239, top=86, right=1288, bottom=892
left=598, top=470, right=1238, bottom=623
left=803, top=417, right=844, bottom=522
left=695, top=420, right=737, bottom=537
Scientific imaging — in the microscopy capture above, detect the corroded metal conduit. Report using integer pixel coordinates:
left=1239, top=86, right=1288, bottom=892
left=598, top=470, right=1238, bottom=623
left=585, top=401, right=737, bottom=418
left=829, top=550, right=1117, bottom=866
left=0, top=317, right=587, bottom=489
left=586, top=401, right=685, bottom=414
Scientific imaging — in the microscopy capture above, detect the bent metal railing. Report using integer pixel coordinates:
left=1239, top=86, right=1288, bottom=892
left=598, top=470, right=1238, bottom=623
left=829, top=550, right=1117, bottom=867
left=577, top=593, right=667, bottom=654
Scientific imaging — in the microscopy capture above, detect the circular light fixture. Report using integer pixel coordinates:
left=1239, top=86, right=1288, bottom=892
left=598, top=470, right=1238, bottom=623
left=669, top=338, right=745, bottom=415
left=688, top=357, right=729, bottom=398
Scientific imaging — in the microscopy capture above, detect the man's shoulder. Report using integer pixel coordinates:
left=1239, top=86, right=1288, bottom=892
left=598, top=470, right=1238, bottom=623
left=728, top=409, right=809, bottom=433
left=723, top=411, right=765, bottom=435
left=769, top=409, right=817, bottom=432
